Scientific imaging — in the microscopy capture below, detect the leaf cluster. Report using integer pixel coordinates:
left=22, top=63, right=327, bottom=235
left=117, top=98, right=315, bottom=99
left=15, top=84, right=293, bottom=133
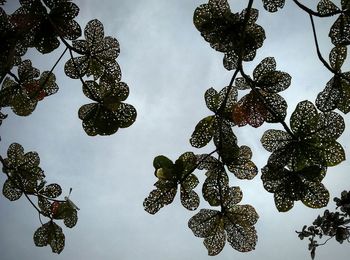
left=297, top=191, right=350, bottom=259
left=65, top=19, right=136, bottom=136
left=1, top=143, right=78, bottom=254
left=145, top=0, right=349, bottom=257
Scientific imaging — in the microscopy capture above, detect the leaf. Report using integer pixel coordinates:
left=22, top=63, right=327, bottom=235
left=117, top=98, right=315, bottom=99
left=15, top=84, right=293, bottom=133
left=302, top=182, right=329, bottom=208
left=65, top=19, right=120, bottom=80
left=78, top=78, right=136, bottom=136
left=258, top=70, right=291, bottom=93
left=204, top=88, right=219, bottom=112
left=2, top=179, right=23, bottom=201
left=261, top=129, right=292, bottom=152
left=40, top=183, right=61, bottom=198
left=213, top=119, right=239, bottom=165
left=228, top=158, right=257, bottom=180
left=316, top=74, right=350, bottom=113
left=253, top=57, right=276, bottom=81
left=329, top=45, right=347, bottom=71
left=33, top=221, right=65, bottom=254
left=290, top=100, right=319, bottom=136
left=222, top=186, right=243, bottom=208
left=317, top=0, right=340, bottom=15
left=235, top=77, right=251, bottom=90
left=223, top=51, right=239, bottom=70
left=3, top=143, right=45, bottom=194
left=232, top=90, right=287, bottom=127
left=190, top=116, right=215, bottom=148
left=224, top=205, right=258, bottom=252
left=143, top=187, right=177, bottom=214
left=261, top=164, right=330, bottom=212
left=188, top=209, right=225, bottom=256
left=153, top=155, right=173, bottom=171
left=63, top=209, right=78, bottom=228
left=261, top=0, right=285, bottom=12
left=38, top=196, right=51, bottom=217
left=202, top=168, right=229, bottom=207
left=329, top=14, right=350, bottom=46
left=274, top=191, right=294, bottom=212
left=193, top=0, right=265, bottom=61
left=196, top=154, right=221, bottom=170
left=180, top=188, right=200, bottom=211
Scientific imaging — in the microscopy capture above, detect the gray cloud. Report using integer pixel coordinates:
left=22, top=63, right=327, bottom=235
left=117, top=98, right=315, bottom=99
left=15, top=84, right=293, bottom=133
left=0, top=0, right=349, bottom=260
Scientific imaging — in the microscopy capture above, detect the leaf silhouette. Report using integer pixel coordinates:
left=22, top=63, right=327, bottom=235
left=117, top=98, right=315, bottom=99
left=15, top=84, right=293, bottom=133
left=2, top=143, right=44, bottom=196
left=316, top=73, right=350, bottom=113
left=65, top=19, right=120, bottom=80
left=261, top=0, right=285, bottom=12
left=261, top=100, right=345, bottom=170
left=0, top=60, right=58, bottom=116
left=262, top=164, right=329, bottom=212
left=33, top=221, right=65, bottom=254
left=317, top=0, right=340, bottom=15
left=189, top=203, right=258, bottom=255
left=329, top=13, right=350, bottom=46
left=144, top=152, right=199, bottom=214
left=78, top=79, right=136, bottom=136
left=329, top=45, right=347, bottom=71
left=193, top=0, right=265, bottom=69
left=232, top=57, right=289, bottom=127
left=10, top=0, right=81, bottom=53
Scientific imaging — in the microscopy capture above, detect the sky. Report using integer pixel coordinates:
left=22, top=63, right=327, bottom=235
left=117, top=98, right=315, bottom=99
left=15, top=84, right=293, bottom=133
left=0, top=0, right=349, bottom=260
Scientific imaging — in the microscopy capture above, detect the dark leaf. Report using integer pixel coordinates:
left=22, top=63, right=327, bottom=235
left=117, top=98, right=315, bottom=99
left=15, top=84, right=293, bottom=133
left=261, top=0, right=285, bottom=12
left=224, top=204, right=258, bottom=252
left=329, top=45, right=347, bottom=71
left=261, top=129, right=292, bottom=152
left=42, top=183, right=62, bottom=198
left=317, top=0, right=340, bottom=15
left=188, top=209, right=225, bottom=256
left=180, top=188, right=200, bottom=211
left=63, top=209, right=78, bottom=228
left=202, top=167, right=229, bottom=207
left=190, top=116, right=215, bottom=148
left=33, top=221, right=65, bottom=254
left=329, top=14, right=350, bottom=45
left=143, top=187, right=177, bottom=214
left=302, top=182, right=329, bottom=208
left=38, top=196, right=51, bottom=216
left=2, top=179, right=22, bottom=201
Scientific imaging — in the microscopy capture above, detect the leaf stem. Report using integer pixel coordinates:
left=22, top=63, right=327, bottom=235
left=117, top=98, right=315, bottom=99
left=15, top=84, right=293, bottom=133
left=8, top=71, right=20, bottom=83
left=41, top=47, right=68, bottom=88
left=308, top=14, right=335, bottom=73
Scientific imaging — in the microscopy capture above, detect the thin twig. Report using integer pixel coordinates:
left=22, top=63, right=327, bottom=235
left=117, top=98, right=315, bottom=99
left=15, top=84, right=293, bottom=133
left=317, top=236, right=334, bottom=246
left=309, top=14, right=335, bottom=73
left=41, top=47, right=68, bottom=88
left=7, top=71, right=20, bottom=82
left=293, top=0, right=343, bottom=17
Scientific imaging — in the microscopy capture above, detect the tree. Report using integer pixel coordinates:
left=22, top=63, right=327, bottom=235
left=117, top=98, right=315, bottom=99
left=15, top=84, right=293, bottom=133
left=0, top=0, right=349, bottom=259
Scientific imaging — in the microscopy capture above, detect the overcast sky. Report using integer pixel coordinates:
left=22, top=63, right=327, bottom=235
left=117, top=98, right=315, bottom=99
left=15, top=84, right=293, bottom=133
left=1, top=0, right=349, bottom=260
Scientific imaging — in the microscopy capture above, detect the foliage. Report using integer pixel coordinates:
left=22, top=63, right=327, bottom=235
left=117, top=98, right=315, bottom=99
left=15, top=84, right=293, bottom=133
left=0, top=0, right=136, bottom=253
left=1, top=143, right=78, bottom=253
left=296, top=190, right=350, bottom=259
left=142, top=0, right=349, bottom=258
left=0, top=0, right=349, bottom=258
